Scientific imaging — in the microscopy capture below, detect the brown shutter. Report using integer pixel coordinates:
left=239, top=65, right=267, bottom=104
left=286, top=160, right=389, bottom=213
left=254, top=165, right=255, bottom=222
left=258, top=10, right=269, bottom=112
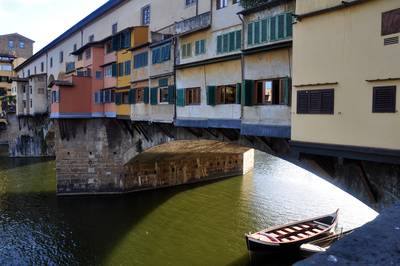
left=297, top=90, right=309, bottom=114
left=373, top=86, right=396, bottom=113
left=321, top=89, right=334, bottom=114
left=382, top=8, right=400, bottom=36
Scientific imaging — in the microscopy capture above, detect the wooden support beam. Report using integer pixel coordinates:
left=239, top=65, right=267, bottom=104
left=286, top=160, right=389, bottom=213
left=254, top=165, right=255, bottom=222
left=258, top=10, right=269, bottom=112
left=186, top=127, right=203, bottom=138
left=357, top=161, right=378, bottom=203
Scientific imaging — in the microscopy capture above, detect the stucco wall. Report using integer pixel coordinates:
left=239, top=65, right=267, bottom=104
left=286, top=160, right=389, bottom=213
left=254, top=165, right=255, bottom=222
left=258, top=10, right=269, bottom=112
left=292, top=0, right=400, bottom=150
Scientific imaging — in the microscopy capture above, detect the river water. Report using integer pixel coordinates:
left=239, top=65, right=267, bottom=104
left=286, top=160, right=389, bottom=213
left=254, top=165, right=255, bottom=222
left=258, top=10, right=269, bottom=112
left=0, top=145, right=377, bottom=265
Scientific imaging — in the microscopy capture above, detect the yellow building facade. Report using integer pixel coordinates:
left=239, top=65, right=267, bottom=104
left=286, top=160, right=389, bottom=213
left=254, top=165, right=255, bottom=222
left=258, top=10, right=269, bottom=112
left=292, top=0, right=400, bottom=158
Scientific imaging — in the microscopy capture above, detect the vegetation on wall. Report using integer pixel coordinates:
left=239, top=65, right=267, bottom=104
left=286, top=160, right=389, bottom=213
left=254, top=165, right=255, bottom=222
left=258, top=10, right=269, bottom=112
left=240, top=0, right=270, bottom=9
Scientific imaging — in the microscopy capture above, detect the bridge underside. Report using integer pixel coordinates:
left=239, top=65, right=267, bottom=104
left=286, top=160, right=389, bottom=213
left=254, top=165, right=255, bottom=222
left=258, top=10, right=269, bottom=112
left=54, top=118, right=399, bottom=210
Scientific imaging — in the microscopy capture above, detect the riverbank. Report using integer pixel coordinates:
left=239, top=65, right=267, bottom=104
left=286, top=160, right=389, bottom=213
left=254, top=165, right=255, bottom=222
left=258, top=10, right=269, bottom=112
left=296, top=202, right=400, bottom=265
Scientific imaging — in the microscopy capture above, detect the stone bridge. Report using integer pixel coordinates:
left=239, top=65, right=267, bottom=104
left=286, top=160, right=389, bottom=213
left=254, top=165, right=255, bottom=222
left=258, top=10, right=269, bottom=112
left=54, top=118, right=400, bottom=210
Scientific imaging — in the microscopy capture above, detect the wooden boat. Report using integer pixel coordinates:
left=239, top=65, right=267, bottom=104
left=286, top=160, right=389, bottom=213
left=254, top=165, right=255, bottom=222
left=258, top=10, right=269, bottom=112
left=300, top=229, right=353, bottom=257
left=245, top=209, right=339, bottom=254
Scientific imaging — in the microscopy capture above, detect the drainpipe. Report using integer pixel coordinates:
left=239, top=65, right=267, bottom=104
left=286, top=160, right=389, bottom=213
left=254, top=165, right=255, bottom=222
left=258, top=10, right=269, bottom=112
left=173, top=36, right=177, bottom=123
left=196, top=0, right=199, bottom=16
left=238, top=13, right=245, bottom=120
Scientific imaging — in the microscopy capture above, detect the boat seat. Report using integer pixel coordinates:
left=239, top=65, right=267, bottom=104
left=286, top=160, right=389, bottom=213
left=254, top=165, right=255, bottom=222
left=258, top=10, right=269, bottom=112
left=281, top=238, right=290, bottom=242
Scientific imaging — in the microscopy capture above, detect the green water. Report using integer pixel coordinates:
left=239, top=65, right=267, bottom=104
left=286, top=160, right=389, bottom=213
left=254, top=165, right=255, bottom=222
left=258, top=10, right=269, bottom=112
left=0, top=146, right=377, bottom=265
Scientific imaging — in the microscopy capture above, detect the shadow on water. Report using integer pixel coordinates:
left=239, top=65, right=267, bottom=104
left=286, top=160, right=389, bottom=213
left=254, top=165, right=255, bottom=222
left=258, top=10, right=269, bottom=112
left=0, top=145, right=54, bottom=170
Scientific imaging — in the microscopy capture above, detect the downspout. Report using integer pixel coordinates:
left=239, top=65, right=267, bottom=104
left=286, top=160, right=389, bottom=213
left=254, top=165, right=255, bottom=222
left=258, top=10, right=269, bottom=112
left=173, top=36, right=177, bottom=123
left=238, top=13, right=245, bottom=120
left=196, top=0, right=199, bottom=16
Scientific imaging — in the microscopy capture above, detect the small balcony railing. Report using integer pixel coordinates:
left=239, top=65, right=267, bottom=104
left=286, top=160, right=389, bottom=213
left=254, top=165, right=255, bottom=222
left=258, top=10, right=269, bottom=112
left=175, top=12, right=211, bottom=35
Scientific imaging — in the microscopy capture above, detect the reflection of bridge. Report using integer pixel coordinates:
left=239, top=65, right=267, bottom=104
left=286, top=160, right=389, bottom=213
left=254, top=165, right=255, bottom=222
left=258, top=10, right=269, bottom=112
left=54, top=118, right=398, bottom=210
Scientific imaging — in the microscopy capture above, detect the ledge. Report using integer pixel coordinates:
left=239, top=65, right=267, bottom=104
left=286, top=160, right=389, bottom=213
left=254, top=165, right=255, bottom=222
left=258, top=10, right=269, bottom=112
left=294, top=82, right=338, bottom=88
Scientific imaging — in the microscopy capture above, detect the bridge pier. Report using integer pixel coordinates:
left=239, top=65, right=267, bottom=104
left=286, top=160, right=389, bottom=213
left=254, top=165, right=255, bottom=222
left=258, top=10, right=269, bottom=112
left=55, top=119, right=254, bottom=196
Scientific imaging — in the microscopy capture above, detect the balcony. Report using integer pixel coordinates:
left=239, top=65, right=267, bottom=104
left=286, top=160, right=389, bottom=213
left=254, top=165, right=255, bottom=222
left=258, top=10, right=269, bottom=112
left=175, top=12, right=211, bottom=36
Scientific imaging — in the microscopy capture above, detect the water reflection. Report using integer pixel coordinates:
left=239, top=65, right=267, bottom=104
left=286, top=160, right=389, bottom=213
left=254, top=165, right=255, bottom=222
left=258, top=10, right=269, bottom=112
left=0, top=148, right=377, bottom=265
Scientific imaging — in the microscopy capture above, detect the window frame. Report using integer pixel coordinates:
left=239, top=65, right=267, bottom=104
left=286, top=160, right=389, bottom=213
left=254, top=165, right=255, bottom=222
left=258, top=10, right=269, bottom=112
left=185, top=87, right=201, bottom=105
left=142, top=5, right=151, bottom=25
left=216, top=84, right=237, bottom=105
left=372, top=86, right=396, bottom=113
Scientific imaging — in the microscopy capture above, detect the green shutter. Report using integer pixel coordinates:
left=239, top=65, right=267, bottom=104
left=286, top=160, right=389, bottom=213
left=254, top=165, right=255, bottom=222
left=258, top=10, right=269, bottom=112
left=254, top=21, right=260, bottom=44
left=243, top=80, right=254, bottom=106
left=168, top=85, right=175, bottom=104
left=278, top=14, right=285, bottom=39
left=286, top=13, right=293, bottom=38
left=195, top=41, right=200, bottom=55
left=229, top=32, right=235, bottom=51
left=159, top=78, right=168, bottom=87
left=222, top=34, right=229, bottom=53
left=177, top=89, right=186, bottom=107
left=270, top=16, right=277, bottom=41
left=283, top=77, right=291, bottom=106
left=247, top=23, right=253, bottom=45
left=236, top=30, right=241, bottom=50
left=144, top=87, right=149, bottom=104
left=261, top=19, right=268, bottom=42
left=150, top=87, right=158, bottom=105
left=236, top=83, right=242, bottom=104
left=201, top=40, right=206, bottom=54
left=115, top=93, right=122, bottom=105
left=217, top=35, right=222, bottom=54
left=207, top=86, right=216, bottom=106
left=112, top=63, right=117, bottom=77
left=129, top=89, right=136, bottom=104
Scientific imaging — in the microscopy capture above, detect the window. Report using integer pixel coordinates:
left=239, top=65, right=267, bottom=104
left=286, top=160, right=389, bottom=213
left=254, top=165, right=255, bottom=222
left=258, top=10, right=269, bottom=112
left=96, top=71, right=103, bottom=80
left=112, top=23, right=118, bottom=34
left=41, top=62, right=44, bottom=72
left=105, top=40, right=113, bottom=54
left=217, top=30, right=241, bottom=54
left=85, top=49, right=91, bottom=59
left=142, top=5, right=151, bottom=25
left=122, top=92, right=129, bottom=104
left=23, top=100, right=26, bottom=108
left=29, top=86, right=32, bottom=94
left=159, top=87, right=169, bottom=103
left=19, top=41, right=25, bottom=49
left=0, top=64, right=12, bottom=71
left=136, top=88, right=145, bottom=103
left=134, top=52, right=148, bottom=68
left=195, top=39, right=206, bottom=55
left=50, top=57, right=53, bottom=68
left=382, top=8, right=400, bottom=36
left=181, top=43, right=192, bottom=58
left=59, top=51, right=64, bottom=63
left=186, top=0, right=196, bottom=6
left=152, top=44, right=171, bottom=64
left=30, top=99, right=32, bottom=108
left=216, top=0, right=227, bottom=9
left=34, top=66, right=37, bottom=74
left=373, top=86, right=396, bottom=113
left=216, top=85, right=236, bottom=104
left=89, top=35, right=94, bottom=43
left=186, top=87, right=201, bottom=105
left=73, top=44, right=77, bottom=51
left=27, top=69, right=30, bottom=76
left=118, top=63, right=124, bottom=76
left=78, top=54, right=83, bottom=61
left=8, top=40, right=14, bottom=48
left=297, top=89, right=334, bottom=114
left=104, top=65, right=113, bottom=77
left=124, top=60, right=131, bottom=75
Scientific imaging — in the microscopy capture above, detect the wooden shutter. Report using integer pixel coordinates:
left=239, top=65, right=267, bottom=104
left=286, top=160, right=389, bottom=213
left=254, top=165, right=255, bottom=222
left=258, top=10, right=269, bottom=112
left=243, top=80, right=254, bottom=106
left=297, top=90, right=309, bottom=114
left=223, top=34, right=229, bottom=53
left=373, top=86, right=396, bottom=113
left=177, top=89, right=186, bottom=107
left=320, top=89, right=334, bottom=114
left=278, top=14, right=285, bottom=39
left=112, top=63, right=117, bottom=77
left=207, top=86, right=216, bottom=106
left=286, top=13, right=293, bottom=38
left=382, top=8, right=400, bottom=36
left=195, top=41, right=200, bottom=55
left=261, top=19, right=268, bottom=42
left=254, top=21, right=260, bottom=44
left=150, top=87, right=158, bottom=105
left=236, top=30, right=241, bottom=50
left=229, top=32, right=235, bottom=51
left=236, top=83, right=242, bottom=104
left=129, top=89, right=136, bottom=104
left=144, top=87, right=150, bottom=104
left=159, top=78, right=168, bottom=87
left=247, top=23, right=253, bottom=45
left=217, top=35, right=222, bottom=53
left=115, top=93, right=122, bottom=105
left=168, top=85, right=175, bottom=104
left=270, top=16, right=277, bottom=41
left=283, top=77, right=291, bottom=106
left=309, top=90, right=322, bottom=114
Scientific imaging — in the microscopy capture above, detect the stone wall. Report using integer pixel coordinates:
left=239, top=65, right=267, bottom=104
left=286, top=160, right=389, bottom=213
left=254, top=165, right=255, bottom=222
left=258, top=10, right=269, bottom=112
left=55, top=119, right=255, bottom=196
left=6, top=114, right=55, bottom=157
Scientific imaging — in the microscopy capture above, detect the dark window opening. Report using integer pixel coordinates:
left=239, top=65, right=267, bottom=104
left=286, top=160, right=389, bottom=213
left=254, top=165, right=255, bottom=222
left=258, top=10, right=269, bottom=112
left=216, top=84, right=236, bottom=104
left=297, top=89, right=334, bottom=114
left=382, top=8, right=400, bottom=36
left=255, top=79, right=283, bottom=105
